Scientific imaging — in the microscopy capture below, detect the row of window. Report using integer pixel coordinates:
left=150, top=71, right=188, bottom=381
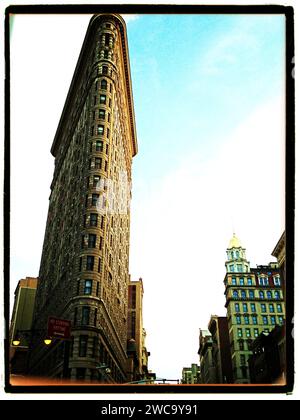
left=230, top=276, right=281, bottom=287
left=91, top=124, right=110, bottom=139
left=235, top=314, right=284, bottom=326
left=93, top=93, right=112, bottom=108
left=234, top=302, right=283, bottom=313
left=90, top=140, right=104, bottom=153
left=87, top=174, right=108, bottom=189
left=77, top=279, right=96, bottom=295
left=79, top=255, right=102, bottom=272
left=83, top=213, right=104, bottom=228
left=95, top=78, right=113, bottom=93
left=237, top=328, right=261, bottom=339
left=81, top=233, right=103, bottom=250
left=92, top=108, right=110, bottom=122
left=228, top=264, right=249, bottom=273
left=74, top=306, right=97, bottom=327
left=232, top=290, right=281, bottom=300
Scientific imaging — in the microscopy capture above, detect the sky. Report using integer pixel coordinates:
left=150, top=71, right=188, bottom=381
left=9, top=12, right=286, bottom=381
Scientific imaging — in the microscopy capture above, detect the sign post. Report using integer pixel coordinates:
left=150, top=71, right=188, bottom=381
left=47, top=317, right=71, bottom=340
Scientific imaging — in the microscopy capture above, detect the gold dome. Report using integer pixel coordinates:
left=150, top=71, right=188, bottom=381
left=228, top=233, right=242, bottom=249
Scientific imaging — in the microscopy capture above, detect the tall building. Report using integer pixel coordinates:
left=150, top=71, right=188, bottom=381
left=127, top=277, right=148, bottom=382
left=9, top=277, right=38, bottom=374
left=27, top=14, right=138, bottom=383
left=224, top=234, right=285, bottom=384
left=198, top=329, right=216, bottom=384
left=207, top=315, right=233, bottom=383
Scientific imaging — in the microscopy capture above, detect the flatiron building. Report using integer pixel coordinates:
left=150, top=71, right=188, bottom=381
left=28, top=13, right=138, bottom=383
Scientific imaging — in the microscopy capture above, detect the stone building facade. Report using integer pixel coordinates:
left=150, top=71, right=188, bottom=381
left=224, top=234, right=285, bottom=384
left=27, top=14, right=138, bottom=383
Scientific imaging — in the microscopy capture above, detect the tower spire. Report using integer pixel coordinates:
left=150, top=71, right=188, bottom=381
left=225, top=233, right=250, bottom=273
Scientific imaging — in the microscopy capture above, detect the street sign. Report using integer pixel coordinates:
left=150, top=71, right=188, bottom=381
left=47, top=317, right=71, bottom=340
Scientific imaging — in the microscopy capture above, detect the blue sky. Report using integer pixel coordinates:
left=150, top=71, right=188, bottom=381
left=10, top=13, right=286, bottom=381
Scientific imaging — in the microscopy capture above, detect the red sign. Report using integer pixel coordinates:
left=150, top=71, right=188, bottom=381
left=47, top=317, right=71, bottom=340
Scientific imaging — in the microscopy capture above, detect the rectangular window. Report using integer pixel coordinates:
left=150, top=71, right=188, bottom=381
left=243, top=303, right=248, bottom=312
left=277, top=303, right=283, bottom=313
left=237, top=264, right=243, bottom=272
left=92, top=194, right=99, bottom=206
left=230, top=265, right=235, bottom=273
left=267, top=291, right=272, bottom=299
left=249, top=290, right=255, bottom=299
left=96, top=281, right=100, bottom=297
left=79, top=336, right=88, bottom=357
left=236, top=315, right=241, bottom=325
left=97, top=125, right=104, bottom=135
left=235, top=303, right=240, bottom=312
left=237, top=328, right=243, bottom=338
left=274, top=276, right=281, bottom=286
left=252, top=315, right=258, bottom=325
left=100, top=95, right=106, bottom=104
left=254, top=328, right=259, bottom=338
left=95, top=158, right=102, bottom=169
left=262, top=316, right=268, bottom=325
left=240, top=354, right=246, bottom=365
left=90, top=126, right=94, bottom=136
left=107, top=128, right=110, bottom=138
left=99, top=109, right=105, bottom=120
left=239, top=278, right=244, bottom=286
left=82, top=307, right=90, bottom=325
left=241, top=291, right=246, bottom=299
left=250, top=303, right=256, bottom=312
left=90, top=213, right=98, bottom=227
left=233, top=290, right=238, bottom=298
left=96, top=140, right=103, bottom=152
left=93, top=175, right=100, bottom=187
left=247, top=278, right=252, bottom=286
left=86, top=256, right=94, bottom=271
left=261, top=304, right=266, bottom=313
left=269, top=303, right=275, bottom=313
left=244, top=316, right=250, bottom=325
left=84, top=279, right=92, bottom=295
left=259, top=291, right=265, bottom=299
left=278, top=316, right=284, bottom=325
left=275, top=291, right=280, bottom=300
left=102, top=65, right=108, bottom=75
left=270, top=316, right=276, bottom=325
left=239, top=341, right=244, bottom=350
